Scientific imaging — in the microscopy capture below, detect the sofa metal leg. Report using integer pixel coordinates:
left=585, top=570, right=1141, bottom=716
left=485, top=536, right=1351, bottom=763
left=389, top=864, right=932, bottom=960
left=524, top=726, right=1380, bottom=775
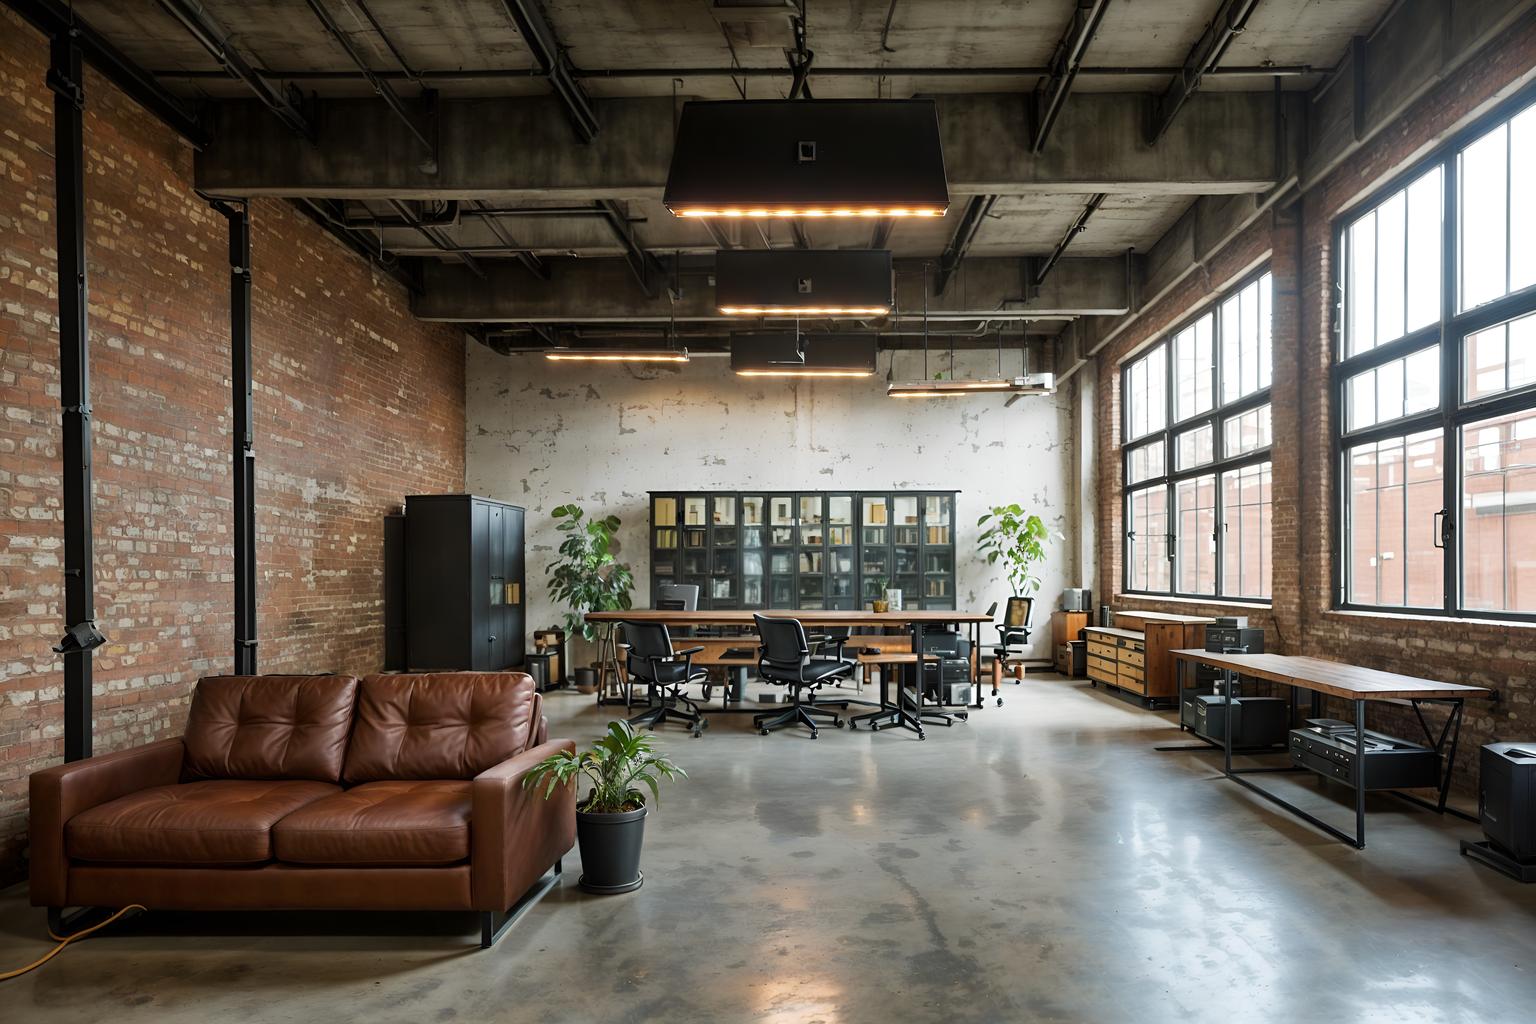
left=480, top=859, right=563, bottom=949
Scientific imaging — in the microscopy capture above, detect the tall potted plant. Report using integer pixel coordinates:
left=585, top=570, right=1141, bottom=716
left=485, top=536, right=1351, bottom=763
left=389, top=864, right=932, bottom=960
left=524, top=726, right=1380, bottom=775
left=976, top=504, right=1053, bottom=598
left=546, top=503, right=634, bottom=689
left=523, top=720, right=686, bottom=894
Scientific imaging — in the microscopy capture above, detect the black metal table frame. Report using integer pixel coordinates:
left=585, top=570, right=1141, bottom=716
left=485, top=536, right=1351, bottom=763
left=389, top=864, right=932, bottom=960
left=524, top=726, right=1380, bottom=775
left=592, top=617, right=988, bottom=716
left=1175, top=655, right=1472, bottom=850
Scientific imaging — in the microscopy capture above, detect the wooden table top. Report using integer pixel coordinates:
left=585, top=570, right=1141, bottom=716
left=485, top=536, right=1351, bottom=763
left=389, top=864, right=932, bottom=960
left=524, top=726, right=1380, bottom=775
left=1084, top=626, right=1145, bottom=641
left=587, top=609, right=993, bottom=626
left=1114, top=611, right=1216, bottom=625
left=1171, top=650, right=1494, bottom=701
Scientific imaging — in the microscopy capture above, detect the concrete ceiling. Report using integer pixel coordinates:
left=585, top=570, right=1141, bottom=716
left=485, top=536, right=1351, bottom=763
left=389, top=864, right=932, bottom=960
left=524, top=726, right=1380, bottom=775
left=59, top=0, right=1404, bottom=349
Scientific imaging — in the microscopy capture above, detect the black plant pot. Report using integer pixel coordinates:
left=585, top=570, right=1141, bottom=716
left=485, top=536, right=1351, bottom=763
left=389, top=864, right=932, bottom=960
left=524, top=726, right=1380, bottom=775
left=576, top=805, right=647, bottom=894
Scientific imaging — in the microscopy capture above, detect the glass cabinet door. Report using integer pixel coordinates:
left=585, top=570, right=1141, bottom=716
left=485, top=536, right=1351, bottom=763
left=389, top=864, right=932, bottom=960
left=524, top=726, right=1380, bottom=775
left=741, top=495, right=765, bottom=608
left=920, top=493, right=956, bottom=609
left=708, top=495, right=738, bottom=606
left=681, top=494, right=708, bottom=588
left=892, top=495, right=921, bottom=603
left=769, top=495, right=796, bottom=607
left=651, top=495, right=678, bottom=597
left=860, top=494, right=891, bottom=605
left=827, top=494, right=856, bottom=609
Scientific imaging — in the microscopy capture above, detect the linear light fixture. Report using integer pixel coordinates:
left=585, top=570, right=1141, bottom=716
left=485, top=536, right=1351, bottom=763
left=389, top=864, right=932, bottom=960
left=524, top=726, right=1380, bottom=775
left=545, top=347, right=690, bottom=363
left=887, top=374, right=1056, bottom=398
left=716, top=249, right=893, bottom=317
left=731, top=333, right=877, bottom=377
left=665, top=99, right=949, bottom=218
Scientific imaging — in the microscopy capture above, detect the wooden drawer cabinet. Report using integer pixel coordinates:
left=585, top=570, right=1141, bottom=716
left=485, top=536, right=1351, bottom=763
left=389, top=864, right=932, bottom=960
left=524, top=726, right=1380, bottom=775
left=1082, top=625, right=1157, bottom=701
left=1099, top=611, right=1214, bottom=704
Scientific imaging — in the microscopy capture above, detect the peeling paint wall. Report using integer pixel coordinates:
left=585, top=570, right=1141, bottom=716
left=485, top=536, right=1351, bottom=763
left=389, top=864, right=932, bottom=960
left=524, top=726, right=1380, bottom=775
left=465, top=345, right=1079, bottom=658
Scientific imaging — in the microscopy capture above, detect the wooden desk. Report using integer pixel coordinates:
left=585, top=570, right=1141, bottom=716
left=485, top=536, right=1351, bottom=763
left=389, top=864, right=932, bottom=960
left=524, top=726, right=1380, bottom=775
left=1171, top=649, right=1493, bottom=848
left=587, top=608, right=994, bottom=710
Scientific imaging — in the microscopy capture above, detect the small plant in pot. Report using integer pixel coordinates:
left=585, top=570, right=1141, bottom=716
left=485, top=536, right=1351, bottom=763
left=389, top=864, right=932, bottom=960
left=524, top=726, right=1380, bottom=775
left=523, top=720, right=685, bottom=894
left=976, top=503, right=1054, bottom=599
left=546, top=503, right=634, bottom=691
left=869, top=577, right=890, bottom=613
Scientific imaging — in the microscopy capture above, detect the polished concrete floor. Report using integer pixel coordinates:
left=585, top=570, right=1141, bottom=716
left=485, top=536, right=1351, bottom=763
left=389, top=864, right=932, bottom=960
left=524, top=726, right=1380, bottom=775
left=3, top=674, right=1535, bottom=1022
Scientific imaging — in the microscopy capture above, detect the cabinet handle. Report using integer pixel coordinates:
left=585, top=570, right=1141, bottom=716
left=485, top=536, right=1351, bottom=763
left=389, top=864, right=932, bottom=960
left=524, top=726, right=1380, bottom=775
left=488, top=635, right=497, bottom=643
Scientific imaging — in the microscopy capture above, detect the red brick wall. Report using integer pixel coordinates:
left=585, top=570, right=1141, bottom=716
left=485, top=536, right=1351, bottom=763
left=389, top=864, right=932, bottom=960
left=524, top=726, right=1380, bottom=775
left=1094, top=18, right=1536, bottom=788
left=0, top=12, right=466, bottom=883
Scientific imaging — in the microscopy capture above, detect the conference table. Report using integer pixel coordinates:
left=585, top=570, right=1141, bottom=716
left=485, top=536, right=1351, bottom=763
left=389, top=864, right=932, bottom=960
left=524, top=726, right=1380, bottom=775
left=585, top=608, right=996, bottom=735
left=1171, top=649, right=1494, bottom=849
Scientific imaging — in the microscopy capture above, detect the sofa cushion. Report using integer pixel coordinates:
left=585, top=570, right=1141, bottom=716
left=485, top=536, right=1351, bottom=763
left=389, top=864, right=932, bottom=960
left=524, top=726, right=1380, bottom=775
left=184, top=675, right=359, bottom=783
left=65, top=780, right=339, bottom=865
left=273, top=780, right=472, bottom=866
left=343, top=673, right=536, bottom=783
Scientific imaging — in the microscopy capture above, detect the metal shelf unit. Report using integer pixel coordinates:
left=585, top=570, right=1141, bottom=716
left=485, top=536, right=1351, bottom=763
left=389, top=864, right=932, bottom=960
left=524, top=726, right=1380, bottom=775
left=650, top=490, right=957, bottom=611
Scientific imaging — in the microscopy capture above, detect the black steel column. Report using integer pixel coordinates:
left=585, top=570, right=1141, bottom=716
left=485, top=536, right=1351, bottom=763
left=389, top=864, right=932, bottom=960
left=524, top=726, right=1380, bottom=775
left=47, top=31, right=104, bottom=761
left=212, top=200, right=258, bottom=674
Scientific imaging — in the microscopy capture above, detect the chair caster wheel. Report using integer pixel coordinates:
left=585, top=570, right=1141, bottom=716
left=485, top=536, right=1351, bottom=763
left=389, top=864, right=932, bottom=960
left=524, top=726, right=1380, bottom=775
left=997, top=698, right=1004, bottom=707
left=759, top=728, right=770, bottom=736
left=809, top=731, right=819, bottom=739
left=834, top=719, right=845, bottom=728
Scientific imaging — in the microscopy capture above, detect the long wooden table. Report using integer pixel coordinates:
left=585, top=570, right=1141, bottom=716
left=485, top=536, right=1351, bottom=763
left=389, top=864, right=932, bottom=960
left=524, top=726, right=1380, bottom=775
left=1171, top=649, right=1494, bottom=848
left=586, top=608, right=995, bottom=733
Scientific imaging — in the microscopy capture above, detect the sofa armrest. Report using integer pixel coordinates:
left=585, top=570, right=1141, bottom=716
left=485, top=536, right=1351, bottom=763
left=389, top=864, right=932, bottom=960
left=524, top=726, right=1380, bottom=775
left=471, top=738, right=577, bottom=912
left=29, top=737, right=185, bottom=906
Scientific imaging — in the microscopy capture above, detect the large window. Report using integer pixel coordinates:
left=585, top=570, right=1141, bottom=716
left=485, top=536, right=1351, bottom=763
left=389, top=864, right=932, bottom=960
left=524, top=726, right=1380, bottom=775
left=1336, top=96, right=1536, bottom=619
left=1122, top=270, right=1274, bottom=599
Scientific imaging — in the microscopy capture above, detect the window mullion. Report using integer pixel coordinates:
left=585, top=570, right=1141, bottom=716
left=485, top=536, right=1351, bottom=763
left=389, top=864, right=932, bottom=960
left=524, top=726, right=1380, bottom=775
left=1442, top=146, right=1459, bottom=614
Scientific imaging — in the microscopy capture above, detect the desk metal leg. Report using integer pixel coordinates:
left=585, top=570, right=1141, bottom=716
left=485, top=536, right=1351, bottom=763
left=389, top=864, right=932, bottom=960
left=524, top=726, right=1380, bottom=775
left=1353, top=699, right=1367, bottom=848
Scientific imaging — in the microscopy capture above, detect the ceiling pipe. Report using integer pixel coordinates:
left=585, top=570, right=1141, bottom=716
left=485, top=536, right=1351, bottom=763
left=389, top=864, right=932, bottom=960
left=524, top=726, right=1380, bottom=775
left=1035, top=193, right=1106, bottom=286
left=1033, top=0, right=1113, bottom=153
left=342, top=200, right=459, bottom=228
left=151, top=65, right=1320, bottom=82
left=154, top=0, right=311, bottom=137
left=1149, top=0, right=1264, bottom=142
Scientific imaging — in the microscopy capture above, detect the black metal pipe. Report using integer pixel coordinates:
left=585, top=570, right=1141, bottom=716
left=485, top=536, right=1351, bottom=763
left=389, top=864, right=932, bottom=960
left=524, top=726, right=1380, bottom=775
left=498, top=0, right=598, bottom=142
left=9, top=0, right=207, bottom=148
left=1033, top=0, right=1113, bottom=153
left=934, top=194, right=997, bottom=295
left=388, top=198, right=484, bottom=279
left=155, top=0, right=311, bottom=137
left=210, top=200, right=257, bottom=675
left=304, top=0, right=434, bottom=161
left=46, top=34, right=102, bottom=761
left=342, top=200, right=460, bottom=228
left=471, top=199, right=548, bottom=280
left=147, top=64, right=1321, bottom=82
left=1035, top=193, right=1106, bottom=285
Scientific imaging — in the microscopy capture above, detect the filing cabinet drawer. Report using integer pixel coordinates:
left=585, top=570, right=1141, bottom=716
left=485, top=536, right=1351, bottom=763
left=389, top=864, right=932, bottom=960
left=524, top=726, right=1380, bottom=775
left=1087, top=640, right=1117, bottom=660
left=1120, top=649, right=1145, bottom=668
left=1117, top=671, right=1146, bottom=693
left=1087, top=655, right=1118, bottom=680
left=1117, top=662, right=1145, bottom=683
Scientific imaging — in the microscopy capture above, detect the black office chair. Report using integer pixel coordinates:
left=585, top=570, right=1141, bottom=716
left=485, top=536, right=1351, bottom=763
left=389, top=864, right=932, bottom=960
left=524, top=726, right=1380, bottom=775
left=620, top=620, right=709, bottom=737
left=989, top=596, right=1034, bottom=705
left=752, top=614, right=854, bottom=739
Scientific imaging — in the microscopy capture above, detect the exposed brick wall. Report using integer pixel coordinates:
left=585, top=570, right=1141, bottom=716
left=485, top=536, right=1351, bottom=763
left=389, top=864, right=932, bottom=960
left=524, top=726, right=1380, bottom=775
left=1094, top=18, right=1536, bottom=789
left=0, top=12, right=466, bottom=884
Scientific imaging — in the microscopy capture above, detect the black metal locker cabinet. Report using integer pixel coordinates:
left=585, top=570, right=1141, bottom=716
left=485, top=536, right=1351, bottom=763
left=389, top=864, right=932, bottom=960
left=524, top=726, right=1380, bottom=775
left=403, top=494, right=526, bottom=671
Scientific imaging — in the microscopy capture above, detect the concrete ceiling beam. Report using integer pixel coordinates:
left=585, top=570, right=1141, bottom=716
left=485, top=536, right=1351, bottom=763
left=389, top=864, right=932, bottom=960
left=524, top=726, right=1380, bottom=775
left=411, top=255, right=1132, bottom=324
left=194, top=91, right=1288, bottom=199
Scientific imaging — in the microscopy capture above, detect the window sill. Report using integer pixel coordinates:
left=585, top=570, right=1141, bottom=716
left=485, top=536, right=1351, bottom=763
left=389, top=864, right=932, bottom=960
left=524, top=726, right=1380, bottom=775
left=1115, top=593, right=1272, bottom=612
left=1327, top=608, right=1536, bottom=631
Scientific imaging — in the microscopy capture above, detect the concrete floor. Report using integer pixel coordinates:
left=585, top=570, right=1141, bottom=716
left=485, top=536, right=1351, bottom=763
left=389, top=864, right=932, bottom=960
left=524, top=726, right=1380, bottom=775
left=3, top=675, right=1535, bottom=1022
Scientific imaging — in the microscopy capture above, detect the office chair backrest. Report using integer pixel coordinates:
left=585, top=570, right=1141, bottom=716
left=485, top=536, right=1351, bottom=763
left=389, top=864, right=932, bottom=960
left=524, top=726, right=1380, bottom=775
left=621, top=621, right=675, bottom=681
left=754, top=614, right=808, bottom=669
left=657, top=583, right=700, bottom=611
left=1005, top=596, right=1034, bottom=629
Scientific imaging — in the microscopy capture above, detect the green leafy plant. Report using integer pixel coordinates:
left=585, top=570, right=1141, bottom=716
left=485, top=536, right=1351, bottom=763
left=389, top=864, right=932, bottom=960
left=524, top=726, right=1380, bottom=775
left=546, top=503, right=634, bottom=642
left=522, top=720, right=686, bottom=813
left=976, top=504, right=1053, bottom=597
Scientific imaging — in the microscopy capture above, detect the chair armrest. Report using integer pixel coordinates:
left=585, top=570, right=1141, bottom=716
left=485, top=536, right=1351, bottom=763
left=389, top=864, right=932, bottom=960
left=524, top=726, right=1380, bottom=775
left=471, top=738, right=577, bottom=912
left=671, top=646, right=706, bottom=657
left=28, top=737, right=185, bottom=907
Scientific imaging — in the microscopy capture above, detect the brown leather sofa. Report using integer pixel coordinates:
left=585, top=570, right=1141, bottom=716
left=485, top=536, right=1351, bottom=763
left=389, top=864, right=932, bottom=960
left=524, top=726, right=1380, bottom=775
left=29, top=672, right=575, bottom=947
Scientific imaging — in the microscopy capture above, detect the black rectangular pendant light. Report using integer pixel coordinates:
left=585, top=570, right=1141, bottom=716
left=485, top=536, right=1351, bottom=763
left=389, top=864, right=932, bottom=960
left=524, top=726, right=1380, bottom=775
left=731, top=333, right=878, bottom=377
left=665, top=100, right=948, bottom=219
left=715, top=249, right=893, bottom=316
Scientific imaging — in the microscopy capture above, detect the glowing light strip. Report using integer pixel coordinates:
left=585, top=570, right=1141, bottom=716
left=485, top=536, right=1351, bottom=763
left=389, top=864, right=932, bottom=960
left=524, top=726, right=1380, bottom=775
left=719, top=306, right=890, bottom=317
left=675, top=207, right=945, bottom=219
left=735, top=370, right=873, bottom=378
left=546, top=349, right=689, bottom=363
left=887, top=376, right=1055, bottom=398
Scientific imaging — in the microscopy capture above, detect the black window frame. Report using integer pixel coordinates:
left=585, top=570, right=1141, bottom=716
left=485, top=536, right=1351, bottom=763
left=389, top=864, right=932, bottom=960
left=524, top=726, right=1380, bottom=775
left=1121, top=266, right=1275, bottom=602
left=1331, top=85, right=1536, bottom=622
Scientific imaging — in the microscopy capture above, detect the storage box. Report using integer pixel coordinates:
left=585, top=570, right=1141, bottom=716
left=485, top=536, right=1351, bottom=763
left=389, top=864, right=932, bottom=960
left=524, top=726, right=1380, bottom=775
left=1056, top=640, right=1086, bottom=677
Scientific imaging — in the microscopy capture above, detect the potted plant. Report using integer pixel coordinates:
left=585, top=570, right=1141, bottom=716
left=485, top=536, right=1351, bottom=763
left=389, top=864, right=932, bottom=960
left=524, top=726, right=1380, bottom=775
left=976, top=503, right=1054, bottom=599
left=870, top=576, right=890, bottom=613
left=523, top=720, right=686, bottom=894
left=546, top=503, right=634, bottom=690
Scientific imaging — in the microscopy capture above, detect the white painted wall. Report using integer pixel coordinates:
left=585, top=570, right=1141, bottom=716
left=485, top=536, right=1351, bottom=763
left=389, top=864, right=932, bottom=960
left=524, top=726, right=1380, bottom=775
left=465, top=343, right=1078, bottom=658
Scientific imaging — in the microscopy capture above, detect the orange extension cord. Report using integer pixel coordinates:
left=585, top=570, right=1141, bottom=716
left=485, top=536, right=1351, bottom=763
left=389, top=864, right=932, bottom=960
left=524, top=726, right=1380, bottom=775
left=0, top=905, right=145, bottom=981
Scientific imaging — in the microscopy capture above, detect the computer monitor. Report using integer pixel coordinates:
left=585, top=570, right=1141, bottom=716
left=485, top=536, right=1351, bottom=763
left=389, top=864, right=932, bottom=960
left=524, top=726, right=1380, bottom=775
left=656, top=583, right=699, bottom=611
